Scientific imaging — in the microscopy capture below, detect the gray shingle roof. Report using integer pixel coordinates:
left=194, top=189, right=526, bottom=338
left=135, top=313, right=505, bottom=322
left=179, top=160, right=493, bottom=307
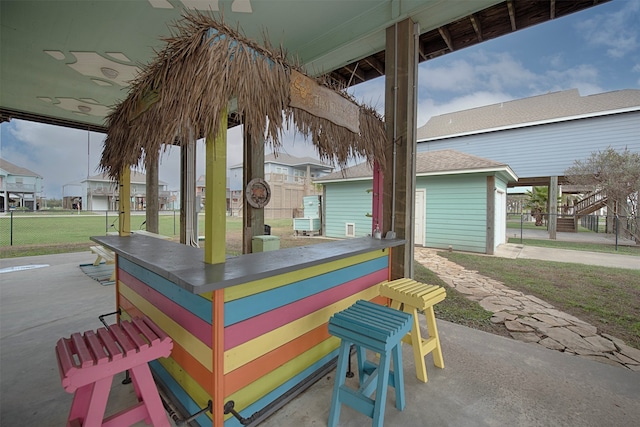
left=0, top=158, right=41, bottom=177
left=315, top=149, right=514, bottom=182
left=417, top=89, right=640, bottom=140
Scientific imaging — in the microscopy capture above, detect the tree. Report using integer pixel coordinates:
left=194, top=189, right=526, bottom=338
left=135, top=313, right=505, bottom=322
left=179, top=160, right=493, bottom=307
left=524, top=186, right=548, bottom=226
left=565, top=147, right=640, bottom=242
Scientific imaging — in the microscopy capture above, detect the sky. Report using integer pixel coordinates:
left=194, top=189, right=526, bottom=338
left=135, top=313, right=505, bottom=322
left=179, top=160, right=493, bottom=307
left=1, top=0, right=639, bottom=200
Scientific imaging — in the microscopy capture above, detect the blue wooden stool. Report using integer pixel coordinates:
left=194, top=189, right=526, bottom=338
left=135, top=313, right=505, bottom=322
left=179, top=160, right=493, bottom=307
left=328, top=300, right=413, bottom=427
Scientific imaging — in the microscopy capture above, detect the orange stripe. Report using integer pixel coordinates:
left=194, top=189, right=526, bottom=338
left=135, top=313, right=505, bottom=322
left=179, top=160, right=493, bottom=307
left=224, top=323, right=330, bottom=396
left=213, top=289, right=224, bottom=427
left=115, top=258, right=121, bottom=323
left=169, top=337, right=214, bottom=396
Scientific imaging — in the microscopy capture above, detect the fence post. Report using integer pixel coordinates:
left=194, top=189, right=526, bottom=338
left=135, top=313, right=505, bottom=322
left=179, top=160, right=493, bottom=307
left=615, top=215, right=619, bottom=251
left=10, top=211, right=13, bottom=246
left=105, top=211, right=109, bottom=233
left=520, top=213, right=523, bottom=244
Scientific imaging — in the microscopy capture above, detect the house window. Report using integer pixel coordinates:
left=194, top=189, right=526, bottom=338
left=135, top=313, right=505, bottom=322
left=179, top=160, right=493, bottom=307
left=345, top=222, right=355, bottom=237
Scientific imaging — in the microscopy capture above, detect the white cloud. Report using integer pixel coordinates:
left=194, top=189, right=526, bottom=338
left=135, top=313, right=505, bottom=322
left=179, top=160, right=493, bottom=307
left=576, top=0, right=640, bottom=58
left=2, top=120, right=104, bottom=199
left=417, top=91, right=514, bottom=127
left=419, top=51, right=539, bottom=96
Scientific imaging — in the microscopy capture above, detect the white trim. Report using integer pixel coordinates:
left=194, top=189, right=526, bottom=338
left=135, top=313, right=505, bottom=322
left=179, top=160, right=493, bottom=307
left=417, top=166, right=518, bottom=182
left=314, top=176, right=372, bottom=185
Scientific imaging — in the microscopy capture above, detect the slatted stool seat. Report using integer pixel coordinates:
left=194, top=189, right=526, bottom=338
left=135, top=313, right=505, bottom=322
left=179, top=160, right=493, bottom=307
left=328, top=300, right=413, bottom=427
left=379, top=278, right=446, bottom=383
left=55, top=316, right=173, bottom=427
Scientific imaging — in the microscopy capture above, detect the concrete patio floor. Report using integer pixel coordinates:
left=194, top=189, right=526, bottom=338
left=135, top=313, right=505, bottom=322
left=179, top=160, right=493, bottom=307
left=1, top=251, right=638, bottom=427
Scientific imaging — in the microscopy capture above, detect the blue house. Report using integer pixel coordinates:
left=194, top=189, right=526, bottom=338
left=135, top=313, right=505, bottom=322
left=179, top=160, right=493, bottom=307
left=315, top=150, right=517, bottom=254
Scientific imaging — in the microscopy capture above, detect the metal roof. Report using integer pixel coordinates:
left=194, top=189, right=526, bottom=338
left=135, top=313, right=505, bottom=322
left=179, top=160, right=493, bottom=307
left=418, top=89, right=640, bottom=140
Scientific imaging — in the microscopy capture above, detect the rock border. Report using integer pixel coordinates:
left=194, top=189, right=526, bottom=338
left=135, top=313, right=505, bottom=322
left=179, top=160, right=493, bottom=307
left=415, top=248, right=640, bottom=371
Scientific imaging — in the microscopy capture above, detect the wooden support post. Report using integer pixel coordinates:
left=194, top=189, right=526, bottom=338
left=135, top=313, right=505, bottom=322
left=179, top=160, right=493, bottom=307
left=118, top=167, right=130, bottom=236
left=145, top=150, right=159, bottom=233
left=180, top=137, right=198, bottom=246
left=242, top=129, right=265, bottom=254
left=549, top=176, right=558, bottom=240
left=204, top=110, right=227, bottom=265
left=383, top=18, right=418, bottom=280
left=486, top=176, right=495, bottom=255
left=372, top=161, right=383, bottom=234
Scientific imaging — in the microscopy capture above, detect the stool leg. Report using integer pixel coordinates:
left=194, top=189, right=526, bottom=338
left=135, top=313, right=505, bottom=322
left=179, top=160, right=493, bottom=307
left=76, top=376, right=112, bottom=427
left=391, top=343, right=406, bottom=410
left=129, top=363, right=171, bottom=427
left=409, top=307, right=429, bottom=383
left=372, top=351, right=391, bottom=427
left=424, top=307, right=445, bottom=369
left=328, top=340, right=352, bottom=427
left=355, top=345, right=367, bottom=386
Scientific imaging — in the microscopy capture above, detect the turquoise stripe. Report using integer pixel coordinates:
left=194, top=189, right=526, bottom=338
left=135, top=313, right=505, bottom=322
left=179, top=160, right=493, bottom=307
left=223, top=349, right=339, bottom=427
left=224, top=257, right=387, bottom=326
left=119, top=257, right=212, bottom=324
left=149, top=360, right=210, bottom=427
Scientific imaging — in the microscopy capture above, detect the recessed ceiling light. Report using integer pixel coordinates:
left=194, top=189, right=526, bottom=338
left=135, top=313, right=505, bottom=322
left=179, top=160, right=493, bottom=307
left=78, top=105, right=92, bottom=113
left=100, top=67, right=119, bottom=79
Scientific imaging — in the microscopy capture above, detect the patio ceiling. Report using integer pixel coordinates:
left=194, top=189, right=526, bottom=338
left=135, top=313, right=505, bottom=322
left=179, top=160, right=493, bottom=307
left=0, top=0, right=608, bottom=134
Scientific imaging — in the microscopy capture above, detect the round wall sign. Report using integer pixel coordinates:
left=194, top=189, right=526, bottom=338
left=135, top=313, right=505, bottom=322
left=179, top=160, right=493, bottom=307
left=245, top=178, right=271, bottom=209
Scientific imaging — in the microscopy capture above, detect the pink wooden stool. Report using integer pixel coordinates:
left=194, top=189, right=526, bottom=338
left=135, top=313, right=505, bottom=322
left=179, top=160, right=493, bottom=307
left=55, top=316, right=173, bottom=427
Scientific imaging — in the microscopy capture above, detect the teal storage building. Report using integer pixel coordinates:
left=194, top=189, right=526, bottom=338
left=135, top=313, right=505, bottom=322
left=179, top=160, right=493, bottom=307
left=315, top=150, right=518, bottom=254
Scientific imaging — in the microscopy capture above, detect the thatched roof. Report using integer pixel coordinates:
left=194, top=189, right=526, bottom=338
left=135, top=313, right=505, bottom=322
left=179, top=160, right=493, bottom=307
left=101, top=11, right=386, bottom=181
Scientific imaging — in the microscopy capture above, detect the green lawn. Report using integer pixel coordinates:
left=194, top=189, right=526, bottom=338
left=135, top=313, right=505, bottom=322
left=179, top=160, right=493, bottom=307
left=0, top=214, right=299, bottom=257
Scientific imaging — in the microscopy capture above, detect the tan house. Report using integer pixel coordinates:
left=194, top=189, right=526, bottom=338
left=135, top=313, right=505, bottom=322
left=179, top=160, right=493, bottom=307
left=228, top=153, right=333, bottom=219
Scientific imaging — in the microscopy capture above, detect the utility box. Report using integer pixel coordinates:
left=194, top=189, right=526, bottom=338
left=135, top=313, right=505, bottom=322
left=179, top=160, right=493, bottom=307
left=293, top=195, right=322, bottom=236
left=252, top=235, right=280, bottom=252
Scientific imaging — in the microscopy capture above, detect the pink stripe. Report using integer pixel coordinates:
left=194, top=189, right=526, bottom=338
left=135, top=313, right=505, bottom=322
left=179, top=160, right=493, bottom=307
left=119, top=270, right=212, bottom=348
left=224, top=269, right=387, bottom=350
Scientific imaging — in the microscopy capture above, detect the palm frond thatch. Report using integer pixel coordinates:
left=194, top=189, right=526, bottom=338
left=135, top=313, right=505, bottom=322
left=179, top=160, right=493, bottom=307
left=101, top=11, right=386, bottom=180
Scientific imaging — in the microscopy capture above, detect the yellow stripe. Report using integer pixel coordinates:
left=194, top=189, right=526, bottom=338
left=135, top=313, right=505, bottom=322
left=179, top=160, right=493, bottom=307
left=222, top=248, right=387, bottom=302
left=119, top=283, right=212, bottom=371
left=224, top=284, right=380, bottom=373
left=157, top=356, right=213, bottom=422
left=224, top=337, right=340, bottom=420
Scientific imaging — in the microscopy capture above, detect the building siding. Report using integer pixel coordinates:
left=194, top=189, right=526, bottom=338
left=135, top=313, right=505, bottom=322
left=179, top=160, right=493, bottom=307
left=417, top=111, right=640, bottom=179
left=322, top=173, right=512, bottom=254
left=324, top=181, right=373, bottom=238
left=420, top=174, right=487, bottom=253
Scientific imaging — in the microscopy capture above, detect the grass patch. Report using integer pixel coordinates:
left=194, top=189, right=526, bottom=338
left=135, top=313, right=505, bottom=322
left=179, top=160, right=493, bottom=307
left=507, top=237, right=640, bottom=256
left=439, top=251, right=640, bottom=350
left=414, top=263, right=510, bottom=338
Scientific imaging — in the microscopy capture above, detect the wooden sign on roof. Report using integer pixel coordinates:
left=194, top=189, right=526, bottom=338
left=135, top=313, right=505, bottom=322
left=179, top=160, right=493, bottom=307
left=289, top=70, right=360, bottom=134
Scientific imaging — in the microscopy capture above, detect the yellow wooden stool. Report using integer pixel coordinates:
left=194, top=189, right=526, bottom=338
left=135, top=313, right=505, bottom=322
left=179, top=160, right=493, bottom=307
left=379, top=278, right=446, bottom=383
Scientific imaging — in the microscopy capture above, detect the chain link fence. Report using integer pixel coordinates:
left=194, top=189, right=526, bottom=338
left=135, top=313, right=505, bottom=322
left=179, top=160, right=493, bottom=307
left=507, top=212, right=638, bottom=248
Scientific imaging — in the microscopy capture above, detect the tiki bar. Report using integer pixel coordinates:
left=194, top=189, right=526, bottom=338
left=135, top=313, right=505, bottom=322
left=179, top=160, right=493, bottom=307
left=89, top=12, right=418, bottom=427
